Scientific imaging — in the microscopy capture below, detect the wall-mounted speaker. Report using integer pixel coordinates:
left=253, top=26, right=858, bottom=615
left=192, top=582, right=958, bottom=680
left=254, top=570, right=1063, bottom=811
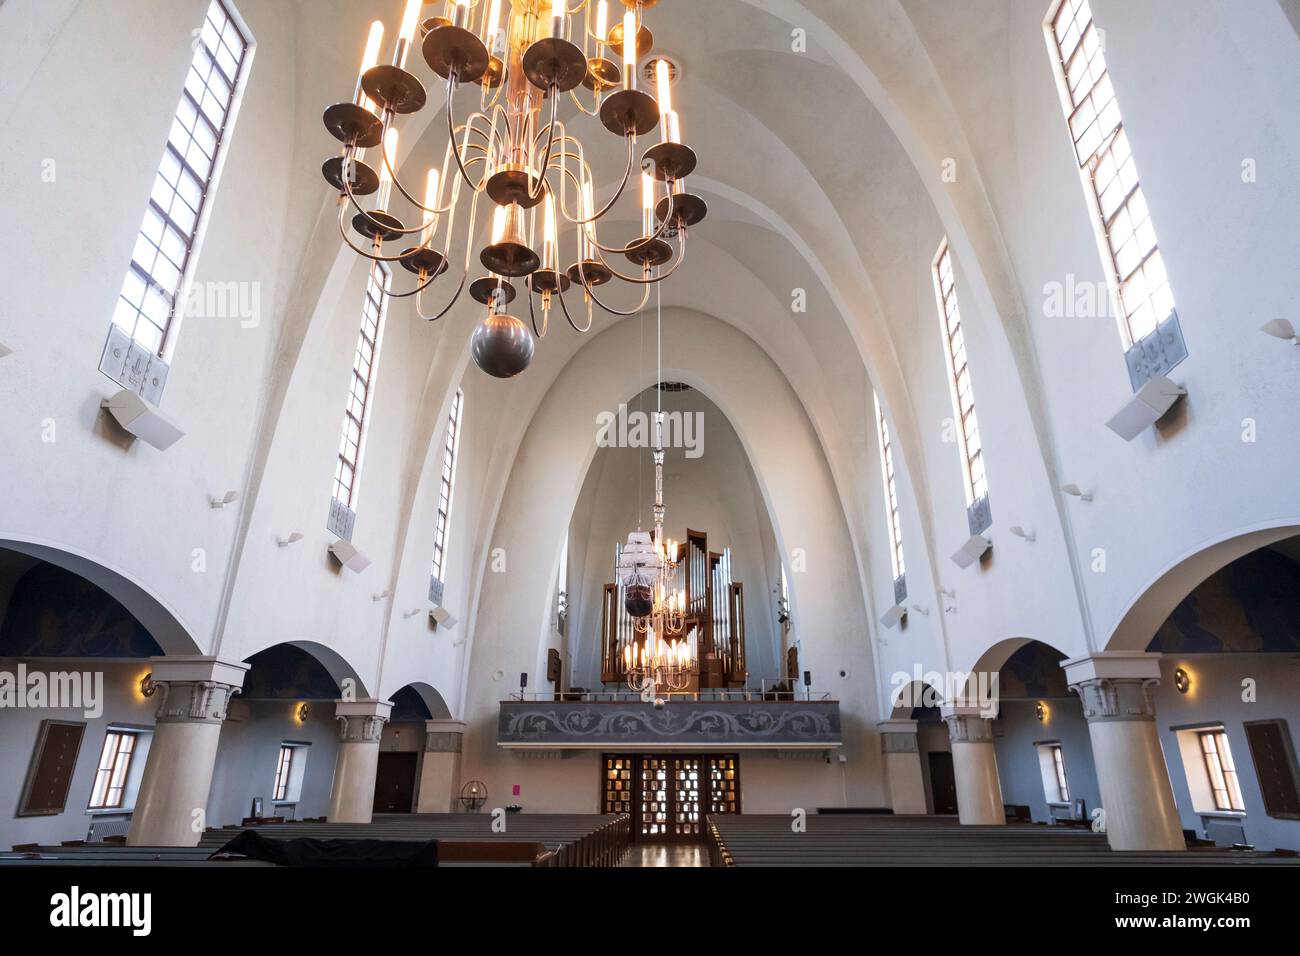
left=328, top=538, right=371, bottom=573
left=100, top=389, right=184, bottom=450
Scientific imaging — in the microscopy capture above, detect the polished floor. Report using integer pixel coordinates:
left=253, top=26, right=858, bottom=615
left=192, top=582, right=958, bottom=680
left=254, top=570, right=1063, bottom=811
left=619, top=843, right=711, bottom=867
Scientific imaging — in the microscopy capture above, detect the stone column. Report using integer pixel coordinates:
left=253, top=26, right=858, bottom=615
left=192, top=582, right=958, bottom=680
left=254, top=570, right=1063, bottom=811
left=327, top=699, right=392, bottom=824
left=127, top=656, right=248, bottom=847
left=877, top=719, right=927, bottom=815
left=1063, top=652, right=1184, bottom=851
left=415, top=719, right=467, bottom=813
left=943, top=706, right=1005, bottom=825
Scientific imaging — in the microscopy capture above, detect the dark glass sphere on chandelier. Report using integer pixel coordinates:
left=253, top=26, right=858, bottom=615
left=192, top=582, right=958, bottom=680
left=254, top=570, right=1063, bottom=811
left=321, top=0, right=708, bottom=379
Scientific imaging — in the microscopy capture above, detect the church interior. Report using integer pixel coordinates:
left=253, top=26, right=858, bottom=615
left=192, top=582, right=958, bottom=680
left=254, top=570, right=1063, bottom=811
left=2, top=0, right=1300, bottom=909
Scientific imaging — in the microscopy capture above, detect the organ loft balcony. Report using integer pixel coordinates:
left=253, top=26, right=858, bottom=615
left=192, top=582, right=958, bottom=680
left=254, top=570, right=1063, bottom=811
left=497, top=690, right=843, bottom=752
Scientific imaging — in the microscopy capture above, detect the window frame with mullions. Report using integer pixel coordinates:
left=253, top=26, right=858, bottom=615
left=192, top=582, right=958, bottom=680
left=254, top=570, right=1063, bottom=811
left=272, top=744, right=295, bottom=803
left=1044, top=0, right=1176, bottom=350
left=332, top=260, right=391, bottom=511
left=1050, top=743, right=1071, bottom=804
left=431, top=389, right=465, bottom=587
left=107, top=0, right=251, bottom=377
left=932, top=240, right=988, bottom=508
left=87, top=729, right=139, bottom=811
left=873, top=391, right=906, bottom=583
left=1198, top=728, right=1246, bottom=813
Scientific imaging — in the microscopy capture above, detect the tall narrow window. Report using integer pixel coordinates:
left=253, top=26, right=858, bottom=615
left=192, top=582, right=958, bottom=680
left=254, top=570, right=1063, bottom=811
left=332, top=261, right=391, bottom=514
left=431, top=389, right=465, bottom=586
left=1199, top=730, right=1246, bottom=812
left=932, top=241, right=989, bottom=508
left=272, top=745, right=295, bottom=802
left=873, top=391, right=906, bottom=587
left=1047, top=0, right=1175, bottom=347
left=104, top=1, right=250, bottom=393
left=88, top=731, right=138, bottom=810
left=1050, top=744, right=1071, bottom=803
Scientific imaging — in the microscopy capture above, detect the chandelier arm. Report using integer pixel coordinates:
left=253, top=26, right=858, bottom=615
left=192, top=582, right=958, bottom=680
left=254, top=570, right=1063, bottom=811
left=446, top=72, right=488, bottom=192
left=378, top=129, right=482, bottom=216
left=341, top=166, right=451, bottom=238
left=566, top=85, right=603, bottom=117
left=544, top=146, right=595, bottom=223
left=575, top=265, right=652, bottom=316
left=335, top=202, right=428, bottom=263
left=558, top=133, right=635, bottom=226
left=594, top=233, right=688, bottom=285
left=413, top=265, right=470, bottom=322
left=580, top=172, right=676, bottom=255
left=551, top=272, right=594, bottom=333
left=526, top=87, right=561, bottom=204
left=527, top=287, right=549, bottom=338
left=384, top=261, right=452, bottom=299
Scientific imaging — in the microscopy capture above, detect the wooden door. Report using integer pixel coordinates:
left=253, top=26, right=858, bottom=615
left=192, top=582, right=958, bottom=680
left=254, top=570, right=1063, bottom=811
left=372, top=752, right=418, bottom=813
left=928, top=751, right=959, bottom=815
left=603, top=754, right=740, bottom=842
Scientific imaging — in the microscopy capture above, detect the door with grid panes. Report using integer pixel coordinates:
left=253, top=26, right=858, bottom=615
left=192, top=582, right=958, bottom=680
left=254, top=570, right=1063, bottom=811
left=602, top=753, right=740, bottom=842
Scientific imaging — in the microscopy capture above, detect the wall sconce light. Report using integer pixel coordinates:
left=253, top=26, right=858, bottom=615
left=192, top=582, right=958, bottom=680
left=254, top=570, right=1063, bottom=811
left=403, top=608, right=423, bottom=619
left=372, top=589, right=394, bottom=602
left=1035, top=701, right=1047, bottom=722
left=277, top=532, right=304, bottom=548
left=209, top=490, right=239, bottom=509
left=297, top=702, right=311, bottom=722
left=1260, top=318, right=1299, bottom=345
left=1174, top=668, right=1191, bottom=694
left=1009, top=525, right=1037, bottom=543
left=140, top=673, right=157, bottom=698
left=1061, top=483, right=1094, bottom=502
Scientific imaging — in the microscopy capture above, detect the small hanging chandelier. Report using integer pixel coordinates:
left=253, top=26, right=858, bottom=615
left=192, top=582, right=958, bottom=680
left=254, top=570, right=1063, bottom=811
left=614, top=266, right=694, bottom=694
left=322, top=0, right=707, bottom=379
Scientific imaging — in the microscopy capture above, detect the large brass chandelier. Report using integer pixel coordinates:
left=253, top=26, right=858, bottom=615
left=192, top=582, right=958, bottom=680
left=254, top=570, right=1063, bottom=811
left=322, top=0, right=706, bottom=378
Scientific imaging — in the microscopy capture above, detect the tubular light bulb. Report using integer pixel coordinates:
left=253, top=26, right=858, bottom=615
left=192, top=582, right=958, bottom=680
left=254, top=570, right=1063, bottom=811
left=580, top=180, right=595, bottom=258
left=486, top=0, right=502, bottom=43
left=641, top=171, right=656, bottom=237
left=623, top=10, right=636, bottom=89
left=656, top=59, right=672, bottom=113
left=552, top=0, right=565, bottom=37
left=398, top=0, right=422, bottom=43
left=491, top=204, right=508, bottom=244
left=596, top=1, right=608, bottom=44
left=376, top=127, right=399, bottom=210
left=542, top=193, right=558, bottom=270
left=355, top=21, right=385, bottom=110
left=422, top=168, right=440, bottom=243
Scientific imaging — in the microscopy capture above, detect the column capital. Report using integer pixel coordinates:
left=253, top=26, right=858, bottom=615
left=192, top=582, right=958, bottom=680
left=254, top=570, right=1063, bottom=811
left=942, top=707, right=996, bottom=743
left=334, top=699, right=392, bottom=743
left=1061, top=653, right=1163, bottom=722
left=876, top=719, right=919, bottom=753
left=144, top=656, right=248, bottom=725
left=425, top=719, right=467, bottom=753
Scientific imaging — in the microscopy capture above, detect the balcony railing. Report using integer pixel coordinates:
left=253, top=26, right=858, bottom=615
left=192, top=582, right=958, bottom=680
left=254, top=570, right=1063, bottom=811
left=498, top=693, right=842, bottom=750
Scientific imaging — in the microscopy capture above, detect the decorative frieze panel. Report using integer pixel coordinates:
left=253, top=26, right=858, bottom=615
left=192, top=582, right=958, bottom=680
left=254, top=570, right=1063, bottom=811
left=498, top=699, right=842, bottom=748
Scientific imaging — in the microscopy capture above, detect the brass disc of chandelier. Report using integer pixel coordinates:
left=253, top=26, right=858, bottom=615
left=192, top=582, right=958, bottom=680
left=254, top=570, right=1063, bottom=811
left=321, top=0, right=708, bottom=379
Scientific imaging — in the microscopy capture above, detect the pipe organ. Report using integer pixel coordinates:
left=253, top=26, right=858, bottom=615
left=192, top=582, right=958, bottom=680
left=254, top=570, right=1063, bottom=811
left=601, top=529, right=747, bottom=689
